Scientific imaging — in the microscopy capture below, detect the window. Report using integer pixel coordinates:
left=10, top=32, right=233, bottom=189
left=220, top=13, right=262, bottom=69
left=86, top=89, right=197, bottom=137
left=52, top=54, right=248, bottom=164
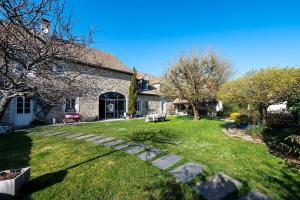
left=145, top=101, right=149, bottom=112
left=135, top=100, right=141, bottom=111
left=17, top=96, right=31, bottom=114
left=65, top=98, right=76, bottom=112
left=142, top=81, right=149, bottom=90
left=56, top=66, right=64, bottom=74
left=17, top=97, right=23, bottom=114
left=24, top=97, right=31, bottom=113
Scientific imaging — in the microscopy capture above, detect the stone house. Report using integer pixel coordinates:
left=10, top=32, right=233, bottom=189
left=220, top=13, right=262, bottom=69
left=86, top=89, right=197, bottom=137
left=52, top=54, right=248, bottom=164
left=1, top=47, right=173, bottom=126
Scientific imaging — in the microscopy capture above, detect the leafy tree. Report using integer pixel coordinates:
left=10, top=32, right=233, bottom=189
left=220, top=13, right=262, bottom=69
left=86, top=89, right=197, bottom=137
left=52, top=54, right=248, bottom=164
left=128, top=68, right=137, bottom=117
left=218, top=68, right=300, bottom=125
left=161, top=50, right=232, bottom=120
left=287, top=77, right=300, bottom=126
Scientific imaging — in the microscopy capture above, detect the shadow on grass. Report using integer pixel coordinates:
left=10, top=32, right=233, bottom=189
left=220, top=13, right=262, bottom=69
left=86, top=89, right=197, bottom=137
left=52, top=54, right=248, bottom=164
left=0, top=131, right=32, bottom=200
left=144, top=178, right=202, bottom=200
left=17, top=129, right=181, bottom=199
left=128, top=128, right=180, bottom=146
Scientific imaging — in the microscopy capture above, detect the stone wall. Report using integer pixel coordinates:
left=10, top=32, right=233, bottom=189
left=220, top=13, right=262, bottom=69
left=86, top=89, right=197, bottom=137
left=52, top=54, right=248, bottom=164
left=137, top=95, right=173, bottom=116
left=46, top=62, right=132, bottom=122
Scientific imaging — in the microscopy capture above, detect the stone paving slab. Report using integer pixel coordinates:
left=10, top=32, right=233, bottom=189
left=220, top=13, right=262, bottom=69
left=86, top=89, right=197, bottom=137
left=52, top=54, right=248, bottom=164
left=75, top=134, right=96, bottom=140
left=137, top=148, right=162, bottom=161
left=85, top=135, right=105, bottom=142
left=114, top=142, right=135, bottom=150
left=45, top=132, right=65, bottom=136
left=59, top=132, right=74, bottom=137
left=66, top=133, right=84, bottom=138
left=240, top=191, right=271, bottom=200
left=152, top=154, right=182, bottom=170
left=170, top=162, right=205, bottom=183
left=104, top=139, right=124, bottom=147
left=193, top=173, right=242, bottom=200
left=38, top=132, right=52, bottom=136
left=92, top=137, right=115, bottom=144
left=125, top=144, right=147, bottom=155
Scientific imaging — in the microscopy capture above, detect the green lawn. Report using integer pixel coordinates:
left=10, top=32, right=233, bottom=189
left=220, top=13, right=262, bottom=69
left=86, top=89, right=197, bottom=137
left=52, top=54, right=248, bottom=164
left=1, top=116, right=299, bottom=199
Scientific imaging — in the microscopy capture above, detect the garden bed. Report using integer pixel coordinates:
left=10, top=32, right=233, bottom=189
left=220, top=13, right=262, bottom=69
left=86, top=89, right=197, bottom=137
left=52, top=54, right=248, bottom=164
left=223, top=127, right=264, bottom=144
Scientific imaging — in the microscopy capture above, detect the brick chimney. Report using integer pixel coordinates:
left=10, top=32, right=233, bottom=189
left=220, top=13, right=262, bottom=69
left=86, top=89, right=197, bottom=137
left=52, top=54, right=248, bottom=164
left=40, top=18, right=50, bottom=35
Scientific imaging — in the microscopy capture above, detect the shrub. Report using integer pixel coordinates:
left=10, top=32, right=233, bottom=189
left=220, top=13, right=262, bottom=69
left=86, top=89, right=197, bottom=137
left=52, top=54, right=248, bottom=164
left=280, top=135, right=300, bottom=158
left=230, top=112, right=240, bottom=120
left=267, top=112, right=294, bottom=128
left=235, top=114, right=250, bottom=127
left=245, top=125, right=267, bottom=139
left=239, top=109, right=260, bottom=125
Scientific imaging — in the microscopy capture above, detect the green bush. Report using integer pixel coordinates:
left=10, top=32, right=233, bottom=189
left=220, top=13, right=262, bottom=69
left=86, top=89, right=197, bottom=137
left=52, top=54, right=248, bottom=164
left=235, top=114, right=250, bottom=127
left=280, top=135, right=300, bottom=158
left=245, top=125, right=267, bottom=139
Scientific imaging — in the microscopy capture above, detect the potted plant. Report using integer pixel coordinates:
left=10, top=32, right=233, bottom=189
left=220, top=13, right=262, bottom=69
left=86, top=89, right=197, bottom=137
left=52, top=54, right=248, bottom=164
left=0, top=167, right=30, bottom=198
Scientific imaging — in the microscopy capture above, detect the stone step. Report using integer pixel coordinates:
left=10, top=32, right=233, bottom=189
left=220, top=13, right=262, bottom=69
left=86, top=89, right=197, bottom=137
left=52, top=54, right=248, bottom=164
left=59, top=132, right=74, bottom=137
left=240, top=191, right=271, bottom=200
left=104, top=139, right=124, bottom=147
left=170, top=162, right=205, bottom=184
left=92, top=137, right=115, bottom=144
left=39, top=132, right=52, bottom=136
left=114, top=142, right=135, bottom=150
left=125, top=144, right=147, bottom=155
left=85, top=135, right=105, bottom=142
left=152, top=154, right=182, bottom=170
left=193, top=173, right=242, bottom=200
left=45, top=132, right=65, bottom=136
left=66, top=133, right=84, bottom=138
left=75, top=134, right=96, bottom=140
left=137, top=148, right=162, bottom=161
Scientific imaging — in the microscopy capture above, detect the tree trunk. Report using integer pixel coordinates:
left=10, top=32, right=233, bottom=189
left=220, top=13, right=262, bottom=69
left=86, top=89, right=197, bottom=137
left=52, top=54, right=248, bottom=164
left=262, top=107, right=268, bottom=125
left=259, top=105, right=268, bottom=125
left=191, top=102, right=199, bottom=120
left=0, top=95, right=11, bottom=121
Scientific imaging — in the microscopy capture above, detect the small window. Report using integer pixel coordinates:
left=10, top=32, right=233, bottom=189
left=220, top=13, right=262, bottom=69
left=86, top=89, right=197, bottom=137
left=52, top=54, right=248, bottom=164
left=24, top=97, right=31, bottom=113
left=65, top=98, right=76, bottom=112
left=135, top=100, right=141, bottom=111
left=145, top=101, right=149, bottom=112
left=56, top=66, right=64, bottom=73
left=142, top=81, right=149, bottom=90
left=17, top=97, right=23, bottom=114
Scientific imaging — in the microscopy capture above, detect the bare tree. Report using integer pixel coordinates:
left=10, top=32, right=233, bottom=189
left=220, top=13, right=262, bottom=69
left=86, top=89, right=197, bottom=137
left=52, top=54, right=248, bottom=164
left=161, top=50, right=232, bottom=120
left=0, top=0, right=93, bottom=120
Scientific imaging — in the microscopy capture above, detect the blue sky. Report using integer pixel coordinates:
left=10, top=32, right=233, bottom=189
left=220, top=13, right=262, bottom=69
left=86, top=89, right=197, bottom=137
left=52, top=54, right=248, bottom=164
left=65, top=0, right=300, bottom=77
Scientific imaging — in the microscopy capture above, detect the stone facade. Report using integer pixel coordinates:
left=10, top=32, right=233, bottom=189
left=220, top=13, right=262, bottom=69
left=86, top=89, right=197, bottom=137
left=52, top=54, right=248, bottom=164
left=1, top=50, right=172, bottom=125
left=45, top=62, right=132, bottom=122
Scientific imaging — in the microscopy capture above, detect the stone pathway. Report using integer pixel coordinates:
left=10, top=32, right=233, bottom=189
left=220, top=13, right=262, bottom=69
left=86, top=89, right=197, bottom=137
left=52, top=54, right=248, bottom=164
left=104, top=139, right=124, bottom=147
left=137, top=148, right=162, bottom=161
left=36, top=131, right=271, bottom=200
left=170, top=162, right=205, bottom=184
left=75, top=134, right=96, bottom=140
left=193, top=173, right=242, bottom=200
left=152, top=154, right=182, bottom=170
left=125, top=144, right=147, bottom=155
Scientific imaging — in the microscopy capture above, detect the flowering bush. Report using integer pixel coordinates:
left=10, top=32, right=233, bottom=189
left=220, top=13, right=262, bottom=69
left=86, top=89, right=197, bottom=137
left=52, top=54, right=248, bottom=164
left=230, top=112, right=240, bottom=120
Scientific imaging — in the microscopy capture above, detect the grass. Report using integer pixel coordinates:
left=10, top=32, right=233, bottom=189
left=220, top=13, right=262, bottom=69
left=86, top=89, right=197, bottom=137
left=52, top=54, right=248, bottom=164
left=1, top=116, right=300, bottom=199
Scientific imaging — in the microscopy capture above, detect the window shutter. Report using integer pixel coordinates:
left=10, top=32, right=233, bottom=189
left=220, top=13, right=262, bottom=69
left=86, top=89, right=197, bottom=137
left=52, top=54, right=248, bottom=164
left=75, top=97, right=80, bottom=112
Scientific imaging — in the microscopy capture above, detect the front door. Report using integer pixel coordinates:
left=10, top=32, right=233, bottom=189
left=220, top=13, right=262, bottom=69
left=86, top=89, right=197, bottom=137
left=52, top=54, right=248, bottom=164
left=14, top=97, right=33, bottom=126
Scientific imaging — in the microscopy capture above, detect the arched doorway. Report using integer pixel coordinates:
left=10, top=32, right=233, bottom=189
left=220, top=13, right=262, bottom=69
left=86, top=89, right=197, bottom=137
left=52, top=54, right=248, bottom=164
left=99, top=92, right=126, bottom=119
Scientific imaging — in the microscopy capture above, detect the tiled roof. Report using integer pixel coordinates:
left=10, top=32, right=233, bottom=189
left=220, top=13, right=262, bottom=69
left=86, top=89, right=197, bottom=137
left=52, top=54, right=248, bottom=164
left=77, top=47, right=133, bottom=74
left=137, top=72, right=161, bottom=84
